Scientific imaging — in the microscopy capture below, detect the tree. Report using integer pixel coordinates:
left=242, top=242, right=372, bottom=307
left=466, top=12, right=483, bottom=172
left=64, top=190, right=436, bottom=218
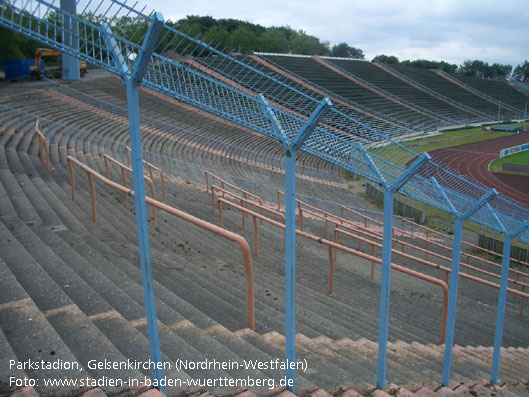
left=275, top=26, right=296, bottom=42
left=487, top=63, right=512, bottom=80
left=438, top=61, right=458, bottom=74
left=513, top=61, right=529, bottom=82
left=230, top=26, right=257, bottom=54
left=290, top=30, right=320, bottom=55
left=181, top=15, right=217, bottom=32
left=458, top=59, right=512, bottom=80
left=400, top=59, right=458, bottom=73
left=372, top=54, right=399, bottom=64
left=331, top=42, right=364, bottom=59
left=176, top=20, right=203, bottom=38
left=257, top=28, right=289, bottom=53
left=317, top=40, right=331, bottom=56
left=0, top=26, right=39, bottom=65
left=205, top=26, right=231, bottom=51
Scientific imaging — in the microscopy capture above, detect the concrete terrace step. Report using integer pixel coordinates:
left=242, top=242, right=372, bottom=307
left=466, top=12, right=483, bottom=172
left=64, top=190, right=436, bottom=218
left=10, top=127, right=528, bottom=350
left=1, top=76, right=529, bottom=397
left=8, top=135, right=528, bottom=350
left=0, top=171, right=261, bottom=394
left=0, top=255, right=89, bottom=396
left=21, top=146, right=258, bottom=334
left=18, top=145, right=270, bottom=328
left=0, top=145, right=292, bottom=394
left=0, top=219, right=167, bottom=390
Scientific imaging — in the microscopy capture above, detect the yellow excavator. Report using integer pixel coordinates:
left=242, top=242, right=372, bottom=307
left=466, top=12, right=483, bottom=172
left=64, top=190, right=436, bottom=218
left=29, top=48, right=87, bottom=80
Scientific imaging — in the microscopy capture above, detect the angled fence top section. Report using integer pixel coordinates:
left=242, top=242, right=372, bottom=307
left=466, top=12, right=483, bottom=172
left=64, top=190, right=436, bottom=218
left=1, top=0, right=528, bottom=242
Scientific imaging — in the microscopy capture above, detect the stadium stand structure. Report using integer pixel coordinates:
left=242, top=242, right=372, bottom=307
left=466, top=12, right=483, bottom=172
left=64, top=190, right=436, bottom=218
left=511, top=81, right=529, bottom=97
left=1, top=93, right=529, bottom=396
left=182, top=54, right=420, bottom=142
left=446, top=74, right=529, bottom=116
left=389, top=65, right=521, bottom=121
left=259, top=55, right=442, bottom=132
left=1, top=0, right=529, bottom=395
left=326, top=59, right=479, bottom=124
left=432, top=70, right=524, bottom=117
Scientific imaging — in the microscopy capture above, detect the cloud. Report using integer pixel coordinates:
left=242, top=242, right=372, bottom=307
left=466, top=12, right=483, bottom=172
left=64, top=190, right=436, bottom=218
left=149, top=0, right=529, bottom=66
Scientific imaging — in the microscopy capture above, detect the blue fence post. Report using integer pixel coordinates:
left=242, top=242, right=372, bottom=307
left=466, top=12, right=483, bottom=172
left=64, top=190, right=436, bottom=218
left=126, top=81, right=164, bottom=388
left=284, top=148, right=297, bottom=391
left=376, top=188, right=395, bottom=388
left=60, top=0, right=81, bottom=81
left=102, top=13, right=165, bottom=391
left=258, top=95, right=332, bottom=392
left=442, top=216, right=464, bottom=386
left=491, top=221, right=529, bottom=383
left=376, top=153, right=430, bottom=389
left=442, top=189, right=497, bottom=386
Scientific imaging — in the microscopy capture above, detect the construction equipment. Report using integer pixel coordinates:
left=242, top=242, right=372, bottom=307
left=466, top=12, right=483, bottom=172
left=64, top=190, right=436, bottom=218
left=29, top=48, right=87, bottom=80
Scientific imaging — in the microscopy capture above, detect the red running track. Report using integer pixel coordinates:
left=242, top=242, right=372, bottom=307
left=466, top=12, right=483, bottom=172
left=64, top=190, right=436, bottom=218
left=429, top=131, right=529, bottom=207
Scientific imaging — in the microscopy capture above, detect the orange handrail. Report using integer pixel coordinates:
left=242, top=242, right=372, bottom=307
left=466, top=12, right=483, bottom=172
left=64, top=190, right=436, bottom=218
left=333, top=227, right=529, bottom=316
left=206, top=170, right=264, bottom=225
left=341, top=206, right=529, bottom=277
left=299, top=206, right=529, bottom=299
left=125, top=146, right=166, bottom=202
left=67, top=155, right=255, bottom=330
left=35, top=120, right=50, bottom=173
left=217, top=197, right=285, bottom=257
left=402, top=218, right=529, bottom=271
left=103, top=154, right=157, bottom=221
left=341, top=205, right=529, bottom=281
left=290, top=202, right=528, bottom=317
left=337, top=218, right=529, bottom=288
left=205, top=170, right=262, bottom=204
left=299, top=205, right=354, bottom=233
left=212, top=186, right=284, bottom=233
left=216, top=198, right=448, bottom=343
left=143, top=161, right=166, bottom=203
left=396, top=221, right=529, bottom=280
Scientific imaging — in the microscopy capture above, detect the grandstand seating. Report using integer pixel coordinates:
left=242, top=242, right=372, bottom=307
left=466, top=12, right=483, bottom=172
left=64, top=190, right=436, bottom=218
left=260, top=55, right=441, bottom=132
left=390, top=65, right=520, bottom=120
left=190, top=55, right=416, bottom=141
left=328, top=59, right=480, bottom=123
left=1, top=75, right=529, bottom=396
left=452, top=74, right=528, bottom=114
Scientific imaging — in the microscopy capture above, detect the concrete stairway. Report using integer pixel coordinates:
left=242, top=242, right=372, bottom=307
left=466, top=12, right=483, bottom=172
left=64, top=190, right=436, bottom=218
left=0, top=74, right=528, bottom=397
left=0, top=121, right=528, bottom=397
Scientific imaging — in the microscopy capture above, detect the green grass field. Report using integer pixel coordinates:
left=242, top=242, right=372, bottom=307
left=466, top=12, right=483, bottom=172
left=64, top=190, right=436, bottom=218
left=366, top=122, right=526, bottom=233
left=489, top=150, right=529, bottom=174
left=371, top=124, right=519, bottom=168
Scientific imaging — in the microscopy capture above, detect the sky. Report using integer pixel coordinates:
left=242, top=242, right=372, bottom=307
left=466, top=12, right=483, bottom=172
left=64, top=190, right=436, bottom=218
left=148, top=0, right=529, bottom=67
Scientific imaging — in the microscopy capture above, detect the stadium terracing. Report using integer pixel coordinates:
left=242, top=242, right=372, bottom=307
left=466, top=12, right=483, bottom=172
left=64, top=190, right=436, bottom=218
left=1, top=1, right=529, bottom=396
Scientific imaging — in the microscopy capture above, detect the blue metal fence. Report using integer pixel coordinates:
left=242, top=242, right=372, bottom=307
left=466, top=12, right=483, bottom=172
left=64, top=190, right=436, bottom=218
left=1, top=0, right=528, bottom=391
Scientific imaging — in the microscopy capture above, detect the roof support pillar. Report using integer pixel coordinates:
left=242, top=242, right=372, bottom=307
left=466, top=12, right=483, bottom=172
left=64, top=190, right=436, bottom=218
left=60, top=0, right=80, bottom=81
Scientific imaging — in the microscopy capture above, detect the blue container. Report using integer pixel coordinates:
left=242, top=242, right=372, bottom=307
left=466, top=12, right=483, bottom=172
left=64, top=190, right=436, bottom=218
left=3, top=59, right=45, bottom=80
